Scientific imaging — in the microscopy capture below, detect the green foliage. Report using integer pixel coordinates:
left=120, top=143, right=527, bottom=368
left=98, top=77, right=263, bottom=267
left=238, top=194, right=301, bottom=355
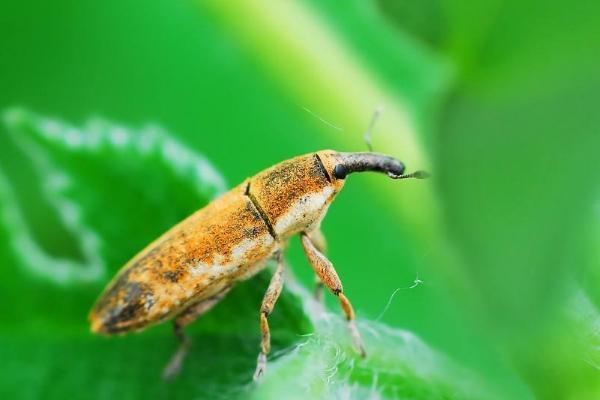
left=1, top=0, right=600, bottom=398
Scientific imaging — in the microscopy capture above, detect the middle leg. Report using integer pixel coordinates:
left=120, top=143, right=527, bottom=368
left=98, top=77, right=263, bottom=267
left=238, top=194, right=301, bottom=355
left=253, top=251, right=285, bottom=381
left=301, top=232, right=366, bottom=357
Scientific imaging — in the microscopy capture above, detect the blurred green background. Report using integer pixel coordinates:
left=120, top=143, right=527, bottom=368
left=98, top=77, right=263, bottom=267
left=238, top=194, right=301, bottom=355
left=1, top=0, right=599, bottom=399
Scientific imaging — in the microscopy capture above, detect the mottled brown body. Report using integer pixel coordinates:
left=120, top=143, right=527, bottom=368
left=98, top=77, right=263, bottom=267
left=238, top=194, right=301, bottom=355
left=89, top=150, right=344, bottom=334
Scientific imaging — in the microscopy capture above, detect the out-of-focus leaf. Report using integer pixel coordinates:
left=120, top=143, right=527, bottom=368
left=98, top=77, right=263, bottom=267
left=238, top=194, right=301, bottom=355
left=1, top=108, right=226, bottom=283
left=428, top=0, right=600, bottom=397
left=376, top=0, right=446, bottom=47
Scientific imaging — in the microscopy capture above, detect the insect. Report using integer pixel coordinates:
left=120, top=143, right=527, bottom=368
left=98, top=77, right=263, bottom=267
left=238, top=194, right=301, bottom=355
left=89, top=149, right=427, bottom=380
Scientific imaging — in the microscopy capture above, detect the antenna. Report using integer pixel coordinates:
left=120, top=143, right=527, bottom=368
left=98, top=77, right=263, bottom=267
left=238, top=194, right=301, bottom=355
left=388, top=170, right=430, bottom=180
left=361, top=106, right=428, bottom=181
left=363, top=106, right=384, bottom=152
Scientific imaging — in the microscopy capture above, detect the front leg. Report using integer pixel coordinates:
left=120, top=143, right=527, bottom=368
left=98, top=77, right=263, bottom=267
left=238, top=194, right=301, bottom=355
left=253, top=251, right=285, bottom=381
left=301, top=232, right=366, bottom=357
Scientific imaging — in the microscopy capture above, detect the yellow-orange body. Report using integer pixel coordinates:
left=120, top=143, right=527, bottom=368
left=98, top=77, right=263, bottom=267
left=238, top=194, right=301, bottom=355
left=90, top=150, right=345, bottom=334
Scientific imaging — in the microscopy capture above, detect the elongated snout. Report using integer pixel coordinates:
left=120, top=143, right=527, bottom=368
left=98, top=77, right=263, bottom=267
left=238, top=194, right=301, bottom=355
left=332, top=152, right=405, bottom=179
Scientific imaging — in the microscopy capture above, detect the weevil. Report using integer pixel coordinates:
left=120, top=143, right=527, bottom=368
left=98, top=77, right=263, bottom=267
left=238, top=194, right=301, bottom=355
left=89, top=149, right=427, bottom=380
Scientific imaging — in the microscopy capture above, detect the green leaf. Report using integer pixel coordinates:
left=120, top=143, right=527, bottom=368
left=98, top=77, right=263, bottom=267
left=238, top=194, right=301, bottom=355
left=3, top=0, right=599, bottom=398
left=405, top=0, right=600, bottom=397
left=0, top=108, right=226, bottom=284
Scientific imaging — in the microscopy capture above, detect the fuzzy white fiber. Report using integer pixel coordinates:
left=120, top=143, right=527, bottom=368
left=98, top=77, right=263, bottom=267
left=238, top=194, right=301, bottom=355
left=245, top=276, right=492, bottom=400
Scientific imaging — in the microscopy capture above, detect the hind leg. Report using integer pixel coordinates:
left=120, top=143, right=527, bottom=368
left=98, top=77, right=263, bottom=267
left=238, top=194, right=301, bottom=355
left=162, top=286, right=231, bottom=380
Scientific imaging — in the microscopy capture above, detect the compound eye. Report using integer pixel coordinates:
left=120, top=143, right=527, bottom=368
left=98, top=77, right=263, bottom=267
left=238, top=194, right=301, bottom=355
left=332, top=164, right=347, bottom=179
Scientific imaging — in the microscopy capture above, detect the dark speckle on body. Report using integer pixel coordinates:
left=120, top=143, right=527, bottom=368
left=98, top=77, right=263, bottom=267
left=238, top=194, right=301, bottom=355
left=163, top=269, right=184, bottom=283
left=244, top=227, right=260, bottom=238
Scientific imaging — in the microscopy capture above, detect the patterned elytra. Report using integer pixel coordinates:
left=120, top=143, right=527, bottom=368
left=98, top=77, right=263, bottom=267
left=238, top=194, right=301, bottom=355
left=89, top=151, right=345, bottom=335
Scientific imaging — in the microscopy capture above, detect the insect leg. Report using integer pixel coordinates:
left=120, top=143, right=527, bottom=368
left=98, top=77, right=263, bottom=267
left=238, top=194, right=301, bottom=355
left=253, top=252, right=285, bottom=381
left=301, top=232, right=366, bottom=357
left=308, top=229, right=327, bottom=303
left=161, top=286, right=231, bottom=380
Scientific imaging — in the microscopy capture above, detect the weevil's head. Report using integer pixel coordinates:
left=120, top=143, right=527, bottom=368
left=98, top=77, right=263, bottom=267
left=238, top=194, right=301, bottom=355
left=317, top=150, right=429, bottom=182
left=248, top=150, right=427, bottom=240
